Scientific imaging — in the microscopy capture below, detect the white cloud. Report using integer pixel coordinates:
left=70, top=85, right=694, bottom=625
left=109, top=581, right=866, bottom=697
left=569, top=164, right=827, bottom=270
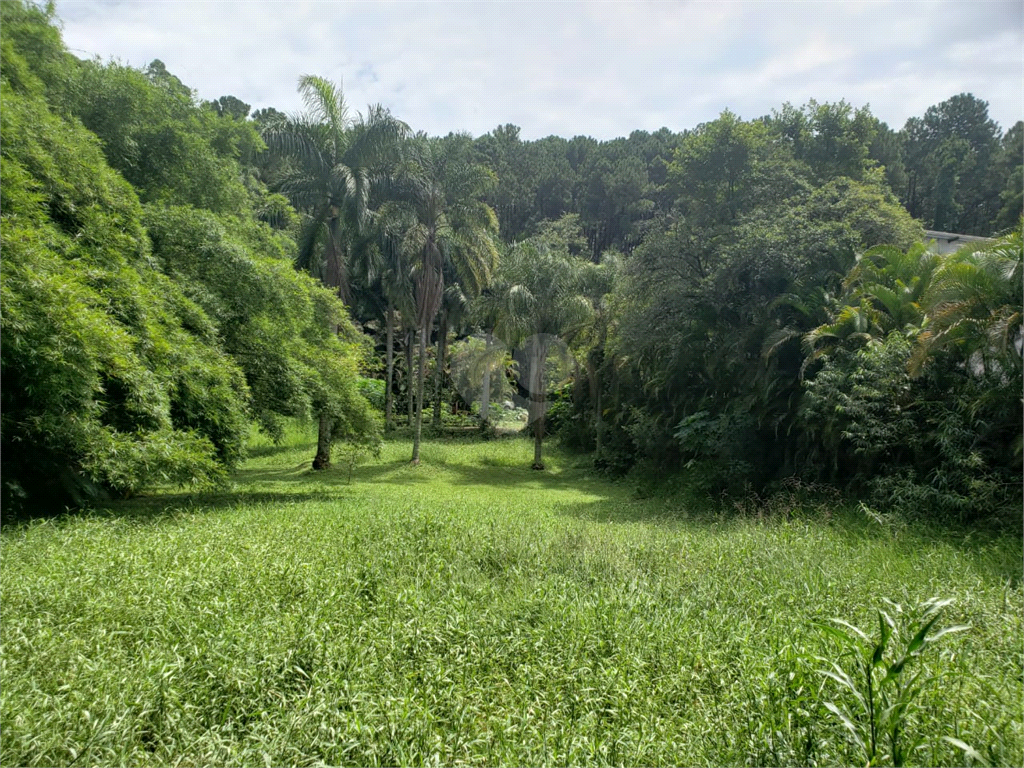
left=54, top=0, right=1023, bottom=139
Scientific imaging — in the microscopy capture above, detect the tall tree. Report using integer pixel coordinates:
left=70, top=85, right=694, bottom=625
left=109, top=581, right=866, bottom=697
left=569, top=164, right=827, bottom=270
left=991, top=121, right=1024, bottom=233
left=771, top=100, right=878, bottom=183
left=474, top=123, right=535, bottom=241
left=262, top=76, right=406, bottom=468
left=389, top=134, right=499, bottom=463
left=374, top=217, right=416, bottom=431
left=901, top=93, right=1002, bottom=235
left=433, top=278, right=470, bottom=426
left=491, top=239, right=593, bottom=469
left=263, top=76, right=406, bottom=305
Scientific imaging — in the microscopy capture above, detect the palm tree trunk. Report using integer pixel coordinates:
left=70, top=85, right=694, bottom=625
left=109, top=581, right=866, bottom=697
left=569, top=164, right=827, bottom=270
left=313, top=318, right=342, bottom=470
left=385, top=303, right=395, bottom=431
left=326, top=216, right=350, bottom=305
left=529, top=341, right=548, bottom=470
left=533, top=409, right=545, bottom=469
left=411, top=325, right=428, bottom=463
left=480, top=330, right=493, bottom=428
left=405, top=329, right=415, bottom=426
left=432, top=311, right=448, bottom=427
left=587, top=356, right=601, bottom=455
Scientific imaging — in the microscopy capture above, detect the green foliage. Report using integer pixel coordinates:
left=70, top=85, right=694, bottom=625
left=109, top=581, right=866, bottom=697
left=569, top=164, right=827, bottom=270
left=0, top=78, right=245, bottom=511
left=673, top=410, right=758, bottom=495
left=357, top=377, right=386, bottom=412
left=472, top=124, right=678, bottom=255
left=1, top=6, right=380, bottom=511
left=491, top=238, right=594, bottom=347
left=816, top=599, right=971, bottom=767
left=992, top=124, right=1023, bottom=232
left=62, top=58, right=259, bottom=214
left=802, top=334, right=918, bottom=476
left=448, top=335, right=514, bottom=406
left=667, top=109, right=804, bottom=228
left=484, top=235, right=594, bottom=467
left=464, top=97, right=1011, bottom=505
left=914, top=228, right=1023, bottom=377
left=772, top=100, right=879, bottom=183
left=261, top=75, right=406, bottom=301
left=4, top=0, right=1020, bottom=526
left=141, top=203, right=376, bottom=445
left=384, top=132, right=500, bottom=460
left=0, top=0, right=73, bottom=99
left=900, top=94, right=1012, bottom=235
left=802, top=229, right=1022, bottom=521
left=1, top=436, right=1019, bottom=766
left=610, top=132, right=921, bottom=491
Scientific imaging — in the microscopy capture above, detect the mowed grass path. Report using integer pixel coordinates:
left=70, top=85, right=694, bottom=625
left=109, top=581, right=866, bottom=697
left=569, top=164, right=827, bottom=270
left=2, top=430, right=1021, bottom=766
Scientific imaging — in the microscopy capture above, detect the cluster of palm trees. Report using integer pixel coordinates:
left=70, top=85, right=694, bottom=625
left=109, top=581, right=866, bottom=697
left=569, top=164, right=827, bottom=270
left=804, top=232, right=1023, bottom=377
left=262, top=77, right=604, bottom=469
left=797, top=230, right=1023, bottom=487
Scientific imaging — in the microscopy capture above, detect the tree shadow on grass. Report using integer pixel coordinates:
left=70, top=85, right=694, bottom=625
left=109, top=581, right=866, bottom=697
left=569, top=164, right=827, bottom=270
left=239, top=450, right=605, bottom=495
left=245, top=442, right=311, bottom=460
left=440, top=463, right=608, bottom=494
left=550, top=494, right=1024, bottom=587
left=551, top=495, right=719, bottom=527
left=85, top=489, right=351, bottom=523
left=74, top=459, right=602, bottom=526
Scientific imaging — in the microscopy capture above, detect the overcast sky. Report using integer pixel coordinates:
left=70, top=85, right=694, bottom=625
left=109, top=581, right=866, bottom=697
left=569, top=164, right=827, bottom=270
left=54, top=0, right=1023, bottom=141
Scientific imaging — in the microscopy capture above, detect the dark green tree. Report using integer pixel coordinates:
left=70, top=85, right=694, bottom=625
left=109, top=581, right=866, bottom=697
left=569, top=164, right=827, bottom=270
left=901, top=93, right=1003, bottom=235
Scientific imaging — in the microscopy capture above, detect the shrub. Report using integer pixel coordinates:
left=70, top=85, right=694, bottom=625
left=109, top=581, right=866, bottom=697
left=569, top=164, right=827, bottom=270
left=357, top=377, right=387, bottom=412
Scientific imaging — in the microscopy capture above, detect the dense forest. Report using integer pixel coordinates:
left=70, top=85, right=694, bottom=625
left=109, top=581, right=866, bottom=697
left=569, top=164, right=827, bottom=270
left=2, top=0, right=1021, bottom=522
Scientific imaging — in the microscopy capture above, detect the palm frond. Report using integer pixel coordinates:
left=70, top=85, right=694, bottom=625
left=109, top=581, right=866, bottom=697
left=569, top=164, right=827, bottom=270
left=297, top=74, right=351, bottom=152
left=295, top=212, right=328, bottom=277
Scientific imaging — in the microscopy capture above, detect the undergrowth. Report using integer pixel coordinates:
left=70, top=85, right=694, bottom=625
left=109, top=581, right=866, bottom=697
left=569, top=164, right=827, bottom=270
left=1, top=426, right=1021, bottom=766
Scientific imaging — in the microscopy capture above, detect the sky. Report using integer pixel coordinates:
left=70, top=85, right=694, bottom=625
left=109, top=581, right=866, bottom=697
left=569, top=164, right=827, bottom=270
left=53, top=0, right=1023, bottom=141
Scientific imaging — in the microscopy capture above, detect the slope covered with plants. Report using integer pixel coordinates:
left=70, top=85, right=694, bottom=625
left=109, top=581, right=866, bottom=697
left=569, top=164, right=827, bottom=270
left=0, top=1, right=378, bottom=515
left=2, top=0, right=1021, bottom=523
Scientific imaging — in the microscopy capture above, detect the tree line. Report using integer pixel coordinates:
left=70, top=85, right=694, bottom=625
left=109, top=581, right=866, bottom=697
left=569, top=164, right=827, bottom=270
left=2, top=0, right=1020, bottom=522
left=1, top=2, right=377, bottom=515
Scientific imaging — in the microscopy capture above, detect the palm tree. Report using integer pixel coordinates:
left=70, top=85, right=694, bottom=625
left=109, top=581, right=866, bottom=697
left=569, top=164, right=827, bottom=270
left=262, top=76, right=406, bottom=468
left=433, top=278, right=471, bottom=426
left=372, top=206, right=417, bottom=431
left=913, top=225, right=1023, bottom=461
left=803, top=243, right=942, bottom=368
left=389, top=134, right=499, bottom=463
left=472, top=273, right=515, bottom=430
left=491, top=239, right=593, bottom=469
left=912, top=226, right=1023, bottom=375
left=575, top=252, right=620, bottom=456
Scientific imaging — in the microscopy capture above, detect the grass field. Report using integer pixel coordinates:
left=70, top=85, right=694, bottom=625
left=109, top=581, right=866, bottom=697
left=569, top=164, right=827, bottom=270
left=2, top=427, right=1021, bottom=766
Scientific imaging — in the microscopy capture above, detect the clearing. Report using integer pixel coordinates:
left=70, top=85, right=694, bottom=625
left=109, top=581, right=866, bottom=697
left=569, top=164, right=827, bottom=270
left=1, top=430, right=1021, bottom=766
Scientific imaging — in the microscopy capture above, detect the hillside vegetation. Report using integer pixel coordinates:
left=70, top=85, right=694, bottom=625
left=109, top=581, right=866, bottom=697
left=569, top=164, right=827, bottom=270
left=1, top=4, right=1021, bottom=765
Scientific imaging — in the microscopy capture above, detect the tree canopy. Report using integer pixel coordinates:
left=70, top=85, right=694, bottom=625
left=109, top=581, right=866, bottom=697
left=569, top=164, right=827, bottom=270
left=2, top=0, right=1020, bottom=522
left=0, top=0, right=378, bottom=515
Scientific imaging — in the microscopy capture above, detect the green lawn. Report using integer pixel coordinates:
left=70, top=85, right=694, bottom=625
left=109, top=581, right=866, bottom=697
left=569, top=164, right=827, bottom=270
left=2, top=429, right=1021, bottom=767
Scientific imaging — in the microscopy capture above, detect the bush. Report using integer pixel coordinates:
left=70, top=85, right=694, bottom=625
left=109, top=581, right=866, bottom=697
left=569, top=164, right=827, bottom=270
left=0, top=10, right=381, bottom=514
left=357, top=377, right=386, bottom=412
left=0, top=75, right=242, bottom=515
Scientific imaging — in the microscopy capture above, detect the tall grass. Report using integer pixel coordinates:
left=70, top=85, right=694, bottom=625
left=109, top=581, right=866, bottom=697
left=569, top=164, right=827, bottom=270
left=2, top=427, right=1021, bottom=766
